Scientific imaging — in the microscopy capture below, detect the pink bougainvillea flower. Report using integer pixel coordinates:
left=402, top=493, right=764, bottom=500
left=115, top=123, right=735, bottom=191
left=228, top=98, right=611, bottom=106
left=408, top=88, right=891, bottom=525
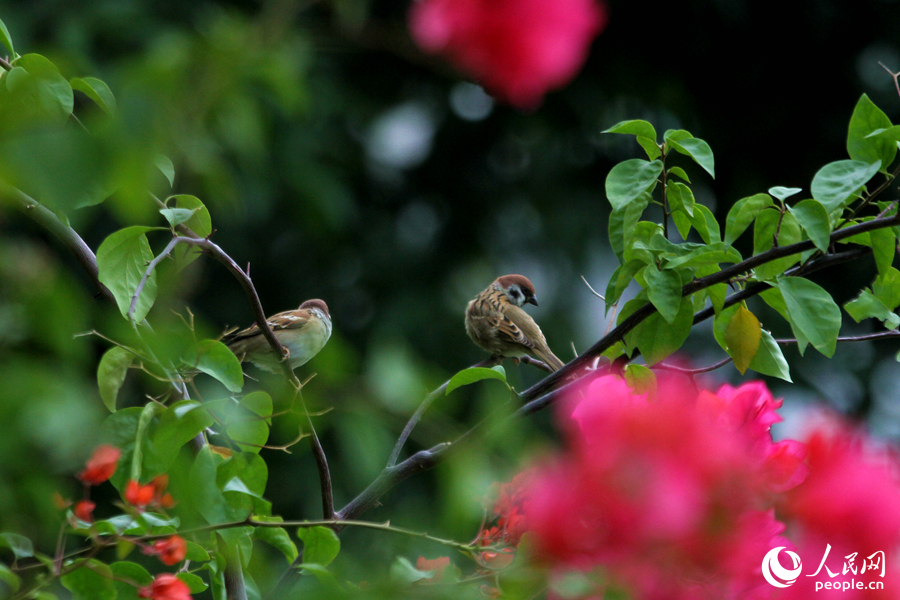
left=138, top=574, right=191, bottom=600
left=408, top=0, right=608, bottom=109
left=77, top=444, right=121, bottom=485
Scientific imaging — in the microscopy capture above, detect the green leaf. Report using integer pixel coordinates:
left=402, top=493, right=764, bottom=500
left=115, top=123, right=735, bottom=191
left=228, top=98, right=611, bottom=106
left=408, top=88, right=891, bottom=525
left=226, top=391, right=273, bottom=454
left=168, top=195, right=211, bottom=269
left=624, top=364, right=657, bottom=397
left=0, top=17, right=14, bottom=57
left=61, top=560, right=116, bottom=600
left=189, top=447, right=236, bottom=524
left=0, top=54, right=73, bottom=127
left=810, top=160, right=881, bottom=212
left=759, top=288, right=809, bottom=355
left=661, top=242, right=741, bottom=270
left=155, top=155, right=175, bottom=187
left=0, top=563, right=20, bottom=593
left=637, top=136, right=661, bottom=160
left=605, top=159, right=663, bottom=211
left=669, top=137, right=715, bottom=178
left=178, top=573, right=209, bottom=594
left=69, top=77, right=116, bottom=115
left=768, top=187, right=802, bottom=202
left=723, top=305, right=762, bottom=374
left=668, top=167, right=691, bottom=183
left=0, top=533, right=33, bottom=559
left=789, top=199, right=832, bottom=252
left=667, top=181, right=695, bottom=216
left=844, top=289, right=900, bottom=329
left=644, top=262, right=683, bottom=323
left=446, top=365, right=508, bottom=395
left=183, top=340, right=244, bottom=393
left=608, top=192, right=650, bottom=262
left=688, top=204, right=721, bottom=244
left=296, top=526, right=340, bottom=567
left=875, top=267, right=900, bottom=310
left=110, top=561, right=153, bottom=600
left=749, top=330, right=792, bottom=382
left=390, top=556, right=433, bottom=583
left=847, top=94, right=896, bottom=169
left=150, top=400, right=215, bottom=471
left=672, top=209, right=691, bottom=240
left=603, top=119, right=657, bottom=141
left=254, top=525, right=299, bottom=563
left=777, top=277, right=842, bottom=357
left=159, top=208, right=197, bottom=227
left=97, top=346, right=133, bottom=412
left=663, top=129, right=693, bottom=145
left=131, top=402, right=161, bottom=482
left=630, top=297, right=693, bottom=365
left=870, top=227, right=896, bottom=275
left=753, top=209, right=802, bottom=281
left=725, top=193, right=773, bottom=245
left=97, top=226, right=161, bottom=322
left=186, top=541, right=211, bottom=562
left=604, top=259, right=643, bottom=313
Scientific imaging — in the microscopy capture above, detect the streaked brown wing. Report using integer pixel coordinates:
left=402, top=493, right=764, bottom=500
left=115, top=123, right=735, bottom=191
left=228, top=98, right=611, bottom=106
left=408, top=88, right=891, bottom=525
left=224, top=309, right=311, bottom=345
left=491, top=310, right=536, bottom=350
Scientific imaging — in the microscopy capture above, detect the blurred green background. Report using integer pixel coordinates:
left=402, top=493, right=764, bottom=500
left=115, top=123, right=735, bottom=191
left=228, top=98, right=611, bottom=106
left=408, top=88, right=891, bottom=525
left=1, top=0, right=900, bottom=596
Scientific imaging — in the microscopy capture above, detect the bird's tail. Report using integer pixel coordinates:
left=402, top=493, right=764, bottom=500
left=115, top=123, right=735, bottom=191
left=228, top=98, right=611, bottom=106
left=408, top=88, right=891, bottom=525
left=533, top=347, right=565, bottom=372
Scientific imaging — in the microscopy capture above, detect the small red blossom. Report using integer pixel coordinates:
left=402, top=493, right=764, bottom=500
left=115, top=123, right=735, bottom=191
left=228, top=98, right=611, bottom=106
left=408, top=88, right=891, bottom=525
left=125, top=480, right=156, bottom=508
left=408, top=0, right=607, bottom=109
left=138, top=574, right=191, bottom=600
left=73, top=500, right=95, bottom=522
left=416, top=556, right=450, bottom=582
left=78, top=444, right=121, bottom=485
left=150, top=535, right=188, bottom=566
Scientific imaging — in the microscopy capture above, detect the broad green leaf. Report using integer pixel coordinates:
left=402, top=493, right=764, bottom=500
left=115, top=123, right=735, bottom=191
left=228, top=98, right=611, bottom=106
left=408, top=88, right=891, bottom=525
left=130, top=402, right=161, bottom=482
left=0, top=17, right=14, bottom=57
left=667, top=181, right=695, bottom=216
left=446, top=365, right=507, bottom=395
left=760, top=287, right=809, bottom=355
left=725, top=193, right=773, bottom=245
left=97, top=346, right=133, bottom=412
left=226, top=391, right=273, bottom=454
left=155, top=155, right=175, bottom=187
left=97, top=226, right=161, bottom=322
left=608, top=192, right=650, bottom=262
left=768, top=187, right=802, bottom=202
left=789, top=199, right=832, bottom=252
left=0, top=563, right=19, bottom=593
left=169, top=195, right=212, bottom=269
left=298, top=562, right=342, bottom=590
left=696, top=264, right=726, bottom=314
left=644, top=262, right=683, bottom=323
left=844, top=290, right=900, bottom=329
left=669, top=137, right=715, bottom=178
left=149, top=400, right=215, bottom=472
left=69, top=77, right=116, bottom=115
left=186, top=541, right=211, bottom=562
left=668, top=167, right=691, bottom=183
left=810, top=160, right=881, bottom=212
left=661, top=242, right=741, bottom=270
left=753, top=209, right=802, bottom=281
left=637, top=136, right=661, bottom=160
left=689, top=204, right=721, bottom=244
left=159, top=208, right=197, bottom=227
left=672, top=209, right=691, bottom=240
left=630, top=297, right=693, bottom=365
left=624, top=364, right=657, bottom=397
left=618, top=298, right=649, bottom=356
left=61, top=560, right=116, bottom=600
left=297, top=526, right=340, bottom=567
left=178, top=573, right=209, bottom=594
left=749, top=330, right=792, bottom=382
left=847, top=94, right=896, bottom=169
left=870, top=227, right=896, bottom=275
left=604, top=260, right=643, bottom=314
left=605, top=159, right=663, bottom=210
left=0, top=534, right=33, bottom=559
left=624, top=221, right=664, bottom=264
left=218, top=452, right=267, bottom=519
left=663, top=129, right=693, bottom=145
left=0, top=54, right=73, bottom=127
left=874, top=267, right=900, bottom=310
left=183, top=340, right=244, bottom=393
left=110, top=561, right=153, bottom=600
left=254, top=525, right=298, bottom=563
left=723, top=305, right=762, bottom=374
left=390, top=556, right=433, bottom=583
left=603, top=119, right=657, bottom=141
left=189, top=447, right=235, bottom=524
left=777, top=277, right=842, bottom=357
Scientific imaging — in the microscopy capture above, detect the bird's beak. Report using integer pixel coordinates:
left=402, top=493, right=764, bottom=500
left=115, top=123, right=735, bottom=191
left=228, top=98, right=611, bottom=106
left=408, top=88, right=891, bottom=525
left=527, top=296, right=539, bottom=306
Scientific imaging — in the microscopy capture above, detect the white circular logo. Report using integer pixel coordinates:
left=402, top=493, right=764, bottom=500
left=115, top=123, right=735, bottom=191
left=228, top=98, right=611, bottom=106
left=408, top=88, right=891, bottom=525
left=762, top=546, right=802, bottom=588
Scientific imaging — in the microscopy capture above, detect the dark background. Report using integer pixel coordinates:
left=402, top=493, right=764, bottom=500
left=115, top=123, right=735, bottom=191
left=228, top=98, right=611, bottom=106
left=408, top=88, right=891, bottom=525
left=1, top=0, right=900, bottom=593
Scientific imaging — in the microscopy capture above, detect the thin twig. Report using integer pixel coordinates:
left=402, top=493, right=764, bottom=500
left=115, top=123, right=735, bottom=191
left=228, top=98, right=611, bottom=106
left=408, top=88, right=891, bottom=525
left=580, top=275, right=605, bottom=300
left=880, top=62, right=900, bottom=100
left=655, top=357, right=734, bottom=374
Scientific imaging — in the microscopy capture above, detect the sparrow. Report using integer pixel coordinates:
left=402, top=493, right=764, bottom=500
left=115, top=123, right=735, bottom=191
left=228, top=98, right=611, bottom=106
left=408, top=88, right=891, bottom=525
left=465, top=274, right=565, bottom=371
left=223, top=299, right=332, bottom=373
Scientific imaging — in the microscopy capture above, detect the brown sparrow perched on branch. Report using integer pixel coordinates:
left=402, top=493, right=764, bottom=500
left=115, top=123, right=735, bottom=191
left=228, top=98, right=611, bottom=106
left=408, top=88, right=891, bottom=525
left=465, top=274, right=565, bottom=371
left=224, top=299, right=332, bottom=373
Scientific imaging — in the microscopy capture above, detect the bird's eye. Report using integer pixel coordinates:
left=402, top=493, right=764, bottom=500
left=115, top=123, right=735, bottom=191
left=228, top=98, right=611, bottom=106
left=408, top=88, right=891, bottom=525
left=510, top=288, right=521, bottom=299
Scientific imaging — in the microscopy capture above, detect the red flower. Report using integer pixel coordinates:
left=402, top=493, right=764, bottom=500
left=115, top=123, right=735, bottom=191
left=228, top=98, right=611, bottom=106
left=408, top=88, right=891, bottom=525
left=416, top=556, right=450, bottom=582
left=138, top=574, right=191, bottom=600
left=408, top=0, right=607, bottom=109
left=125, top=480, right=156, bottom=508
left=150, top=535, right=188, bottom=566
left=77, top=444, right=121, bottom=485
left=73, top=500, right=95, bottom=522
